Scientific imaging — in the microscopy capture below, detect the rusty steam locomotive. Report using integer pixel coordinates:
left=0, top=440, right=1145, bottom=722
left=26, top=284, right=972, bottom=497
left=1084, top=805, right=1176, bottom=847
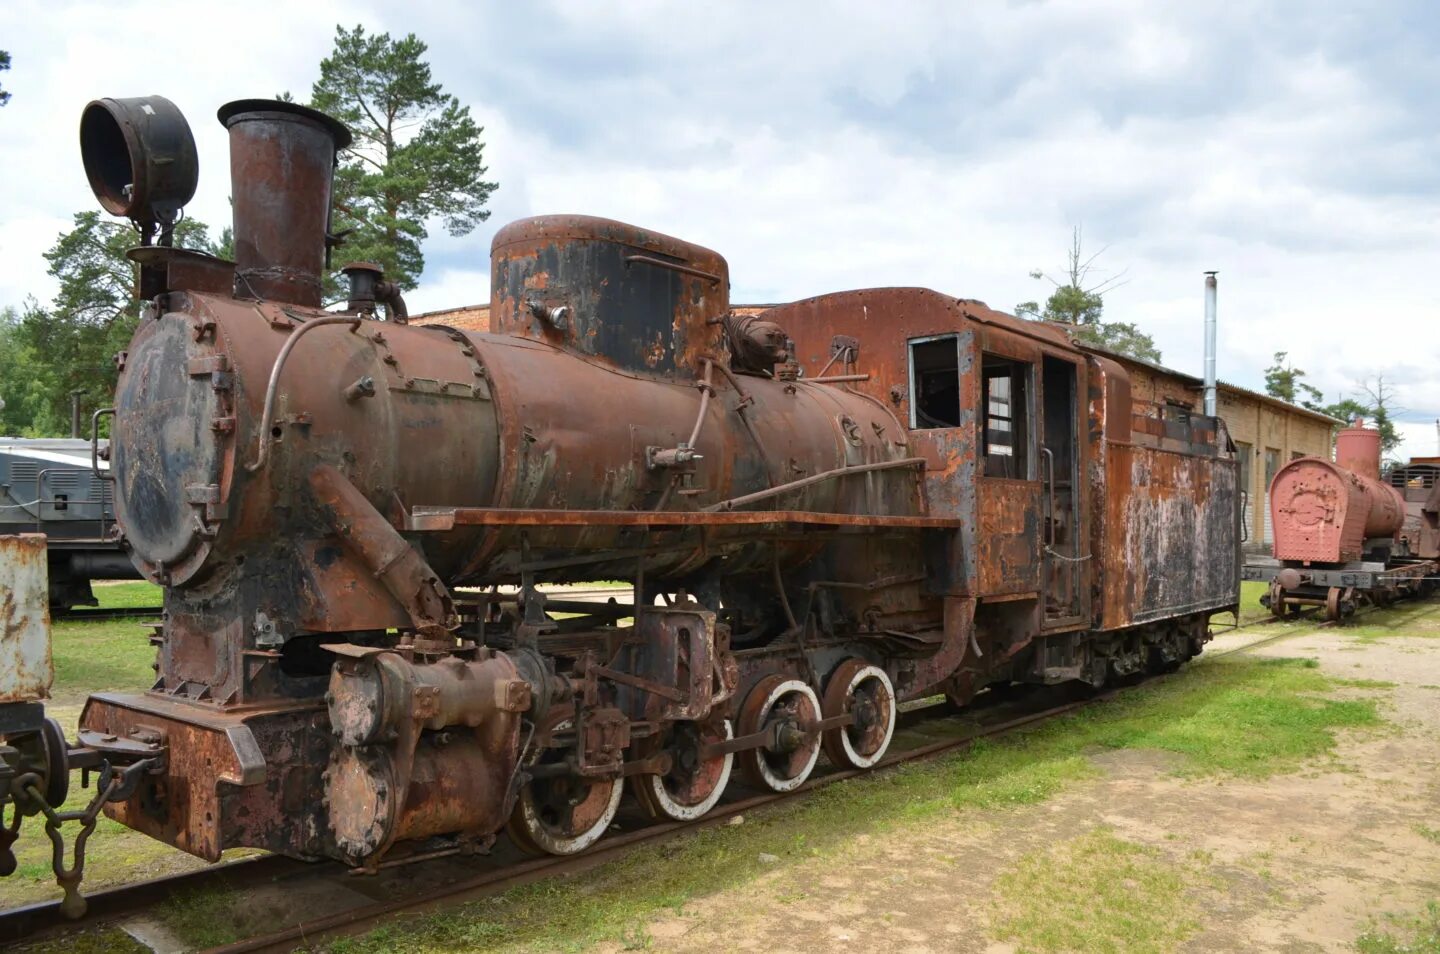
left=1245, top=424, right=1439, bottom=620
left=2, top=92, right=1241, bottom=890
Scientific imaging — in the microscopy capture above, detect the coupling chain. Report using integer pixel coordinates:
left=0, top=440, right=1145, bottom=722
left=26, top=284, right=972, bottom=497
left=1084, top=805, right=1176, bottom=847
left=15, top=756, right=162, bottom=919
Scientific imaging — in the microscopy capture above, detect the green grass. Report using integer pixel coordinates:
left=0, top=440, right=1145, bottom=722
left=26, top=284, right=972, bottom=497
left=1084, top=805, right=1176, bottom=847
left=1356, top=901, right=1440, bottom=954
left=1417, top=825, right=1440, bottom=845
left=87, top=580, right=163, bottom=608
left=1342, top=601, right=1440, bottom=643
left=18, top=927, right=151, bottom=954
left=991, top=827, right=1206, bottom=953
left=159, top=888, right=258, bottom=950
left=311, top=654, right=1382, bottom=954
left=1236, top=579, right=1273, bottom=625
left=48, top=581, right=162, bottom=706
left=47, top=617, right=157, bottom=706
left=1334, top=677, right=1399, bottom=689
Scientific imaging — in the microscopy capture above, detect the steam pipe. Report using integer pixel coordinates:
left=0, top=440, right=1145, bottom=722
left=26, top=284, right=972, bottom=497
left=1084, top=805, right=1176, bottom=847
left=1203, top=271, right=1218, bottom=417
left=686, top=359, right=716, bottom=449
left=703, top=457, right=927, bottom=513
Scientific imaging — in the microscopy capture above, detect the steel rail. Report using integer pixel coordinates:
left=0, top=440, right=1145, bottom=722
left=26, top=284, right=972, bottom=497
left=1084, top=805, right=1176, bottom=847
left=51, top=606, right=163, bottom=623
left=8, top=602, right=1401, bottom=950
left=0, top=685, right=1086, bottom=949
left=0, top=853, right=314, bottom=945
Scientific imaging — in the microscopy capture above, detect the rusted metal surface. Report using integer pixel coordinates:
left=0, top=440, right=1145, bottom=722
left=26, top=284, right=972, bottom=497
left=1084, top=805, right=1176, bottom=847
left=59, top=89, right=1247, bottom=877
left=1248, top=424, right=1429, bottom=620
left=1270, top=430, right=1404, bottom=565
left=0, top=535, right=52, bottom=704
left=1335, top=424, right=1384, bottom=481
left=409, top=506, right=959, bottom=530
left=1103, top=444, right=1239, bottom=626
left=977, top=479, right=1042, bottom=596
left=1389, top=459, right=1440, bottom=559
left=220, top=100, right=351, bottom=307
left=490, top=215, right=728, bottom=376
left=79, top=96, right=198, bottom=231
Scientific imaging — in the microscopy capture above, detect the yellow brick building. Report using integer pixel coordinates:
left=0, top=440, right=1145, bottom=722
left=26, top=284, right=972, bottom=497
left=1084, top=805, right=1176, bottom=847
left=1216, top=382, right=1339, bottom=547
left=1101, top=352, right=1339, bottom=549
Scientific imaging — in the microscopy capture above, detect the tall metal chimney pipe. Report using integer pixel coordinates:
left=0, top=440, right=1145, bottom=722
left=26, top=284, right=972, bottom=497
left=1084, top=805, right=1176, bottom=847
left=1203, top=271, right=1218, bottom=417
left=217, top=100, right=352, bottom=307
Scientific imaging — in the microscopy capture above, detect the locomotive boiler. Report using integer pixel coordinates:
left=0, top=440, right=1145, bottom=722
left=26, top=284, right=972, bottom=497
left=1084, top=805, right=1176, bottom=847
left=1247, top=423, right=1437, bottom=619
left=2, top=91, right=1241, bottom=889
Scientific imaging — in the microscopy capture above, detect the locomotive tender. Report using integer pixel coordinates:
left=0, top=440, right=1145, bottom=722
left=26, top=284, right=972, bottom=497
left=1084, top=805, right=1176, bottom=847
left=4, top=92, right=1240, bottom=884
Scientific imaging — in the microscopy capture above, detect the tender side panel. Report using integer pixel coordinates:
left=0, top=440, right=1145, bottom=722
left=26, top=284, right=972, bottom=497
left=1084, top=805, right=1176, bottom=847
left=1103, top=444, right=1239, bottom=628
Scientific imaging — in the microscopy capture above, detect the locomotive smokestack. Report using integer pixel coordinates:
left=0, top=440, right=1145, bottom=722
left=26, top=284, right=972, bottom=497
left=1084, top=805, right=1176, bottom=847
left=218, top=100, right=351, bottom=307
left=1203, top=271, right=1218, bottom=417
left=1335, top=421, right=1383, bottom=482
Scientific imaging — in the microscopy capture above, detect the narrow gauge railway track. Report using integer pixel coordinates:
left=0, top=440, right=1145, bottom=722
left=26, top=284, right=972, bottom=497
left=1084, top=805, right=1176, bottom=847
left=3, top=612, right=1357, bottom=953
left=206, top=617, right=1359, bottom=954
left=3, top=608, right=1341, bottom=951
left=3, top=680, right=1092, bottom=951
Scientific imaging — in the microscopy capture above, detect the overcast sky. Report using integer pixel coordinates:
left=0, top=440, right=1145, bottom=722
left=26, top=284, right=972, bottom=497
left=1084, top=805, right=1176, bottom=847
left=2, top=0, right=1437, bottom=457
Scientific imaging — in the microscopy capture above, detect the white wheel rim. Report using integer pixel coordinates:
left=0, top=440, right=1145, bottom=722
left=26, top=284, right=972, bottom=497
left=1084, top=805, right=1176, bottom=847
left=518, top=719, right=624, bottom=855
left=644, top=719, right=734, bottom=820
left=752, top=679, right=821, bottom=793
left=838, top=665, right=896, bottom=769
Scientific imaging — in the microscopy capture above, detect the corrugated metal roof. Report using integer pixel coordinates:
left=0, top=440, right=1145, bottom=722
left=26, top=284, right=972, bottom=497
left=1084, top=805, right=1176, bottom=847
left=1077, top=339, right=1341, bottom=425
left=1213, top=379, right=1344, bottom=425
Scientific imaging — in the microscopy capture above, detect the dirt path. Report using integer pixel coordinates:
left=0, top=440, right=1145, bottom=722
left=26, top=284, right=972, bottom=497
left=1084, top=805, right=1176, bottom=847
left=600, top=630, right=1440, bottom=953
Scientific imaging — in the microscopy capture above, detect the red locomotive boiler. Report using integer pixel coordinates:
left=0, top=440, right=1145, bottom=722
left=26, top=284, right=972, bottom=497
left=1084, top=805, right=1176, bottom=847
left=0, top=93, right=1241, bottom=886
left=1247, top=423, right=1436, bottom=619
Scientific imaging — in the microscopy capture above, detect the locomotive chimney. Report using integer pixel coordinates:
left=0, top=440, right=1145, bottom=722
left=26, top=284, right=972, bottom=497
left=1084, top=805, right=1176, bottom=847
left=1202, top=271, right=1218, bottom=417
left=1335, top=420, right=1383, bottom=482
left=218, top=100, right=351, bottom=307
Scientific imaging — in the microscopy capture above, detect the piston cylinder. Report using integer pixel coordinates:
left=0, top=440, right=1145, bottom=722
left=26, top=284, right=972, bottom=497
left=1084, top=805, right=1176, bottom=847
left=325, top=650, right=534, bottom=748
left=325, top=732, right=516, bottom=860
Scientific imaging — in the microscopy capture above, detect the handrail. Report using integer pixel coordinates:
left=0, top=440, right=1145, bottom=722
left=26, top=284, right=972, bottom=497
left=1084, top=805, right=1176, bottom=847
left=1039, top=447, right=1055, bottom=547
left=702, top=457, right=926, bottom=513
left=90, top=408, right=115, bottom=482
left=247, top=316, right=362, bottom=472
left=686, top=359, right=715, bottom=449
left=623, top=254, right=722, bottom=286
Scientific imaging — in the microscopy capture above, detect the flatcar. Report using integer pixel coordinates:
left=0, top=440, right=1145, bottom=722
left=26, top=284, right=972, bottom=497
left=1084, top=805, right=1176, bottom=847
left=2, top=93, right=1241, bottom=902
left=0, top=437, right=140, bottom=607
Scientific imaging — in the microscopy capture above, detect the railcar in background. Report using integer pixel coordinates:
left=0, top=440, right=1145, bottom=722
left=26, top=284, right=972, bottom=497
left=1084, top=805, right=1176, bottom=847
left=1245, top=425, right=1438, bottom=619
left=0, top=438, right=140, bottom=607
left=1389, top=457, right=1440, bottom=560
